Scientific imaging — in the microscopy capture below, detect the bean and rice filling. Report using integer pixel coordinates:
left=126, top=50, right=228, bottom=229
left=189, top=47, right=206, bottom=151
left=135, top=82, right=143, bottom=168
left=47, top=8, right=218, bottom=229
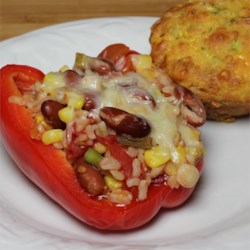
left=9, top=52, right=205, bottom=205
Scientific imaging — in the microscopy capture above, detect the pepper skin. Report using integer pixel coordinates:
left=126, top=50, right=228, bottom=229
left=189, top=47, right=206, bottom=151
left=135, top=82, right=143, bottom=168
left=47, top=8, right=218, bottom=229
left=0, top=62, right=203, bottom=230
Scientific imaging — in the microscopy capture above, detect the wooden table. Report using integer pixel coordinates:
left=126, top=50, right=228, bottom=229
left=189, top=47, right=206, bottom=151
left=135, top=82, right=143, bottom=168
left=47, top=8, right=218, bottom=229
left=0, top=0, right=178, bottom=41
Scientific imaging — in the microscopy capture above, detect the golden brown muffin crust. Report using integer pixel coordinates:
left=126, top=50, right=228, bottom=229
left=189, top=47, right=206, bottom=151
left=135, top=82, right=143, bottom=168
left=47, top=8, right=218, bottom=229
left=150, top=0, right=250, bottom=121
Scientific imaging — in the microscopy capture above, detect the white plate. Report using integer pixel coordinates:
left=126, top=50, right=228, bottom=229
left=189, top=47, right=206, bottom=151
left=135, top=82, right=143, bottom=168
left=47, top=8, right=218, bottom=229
left=0, top=17, right=250, bottom=250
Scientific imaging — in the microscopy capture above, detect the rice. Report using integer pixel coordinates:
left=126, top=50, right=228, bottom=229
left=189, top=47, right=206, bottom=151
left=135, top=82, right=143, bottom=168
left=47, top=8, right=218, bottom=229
left=138, top=180, right=148, bottom=201
left=99, top=156, right=121, bottom=170
left=85, top=124, right=97, bottom=140
left=96, top=121, right=108, bottom=137
left=127, top=147, right=139, bottom=157
left=167, top=175, right=180, bottom=189
left=74, top=134, right=88, bottom=145
left=53, top=142, right=64, bottom=149
left=36, top=123, right=46, bottom=133
left=74, top=113, right=89, bottom=132
left=110, top=170, right=125, bottom=181
left=85, top=139, right=94, bottom=146
left=126, top=177, right=140, bottom=187
left=8, top=96, right=26, bottom=106
left=65, top=122, right=74, bottom=145
left=132, top=158, right=141, bottom=177
left=107, top=189, right=133, bottom=205
left=150, top=165, right=165, bottom=179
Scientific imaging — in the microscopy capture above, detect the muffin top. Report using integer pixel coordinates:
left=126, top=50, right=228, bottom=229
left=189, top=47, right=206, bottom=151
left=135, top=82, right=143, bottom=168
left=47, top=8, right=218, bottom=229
left=150, top=0, right=250, bottom=121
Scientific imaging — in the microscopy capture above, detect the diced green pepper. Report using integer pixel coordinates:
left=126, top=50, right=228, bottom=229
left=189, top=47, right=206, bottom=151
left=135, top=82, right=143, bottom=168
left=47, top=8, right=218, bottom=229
left=84, top=148, right=103, bottom=166
left=231, top=39, right=241, bottom=52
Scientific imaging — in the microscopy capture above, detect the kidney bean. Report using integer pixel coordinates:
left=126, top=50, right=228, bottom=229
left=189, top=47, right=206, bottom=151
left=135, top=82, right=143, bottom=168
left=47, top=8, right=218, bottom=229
left=98, top=43, right=130, bottom=64
left=174, top=85, right=206, bottom=127
left=123, top=85, right=156, bottom=107
left=90, top=58, right=115, bottom=76
left=63, top=70, right=82, bottom=87
left=99, top=107, right=151, bottom=138
left=74, top=53, right=115, bottom=76
left=83, top=92, right=99, bottom=111
left=73, top=157, right=105, bottom=196
left=66, top=140, right=87, bottom=162
left=41, top=100, right=66, bottom=129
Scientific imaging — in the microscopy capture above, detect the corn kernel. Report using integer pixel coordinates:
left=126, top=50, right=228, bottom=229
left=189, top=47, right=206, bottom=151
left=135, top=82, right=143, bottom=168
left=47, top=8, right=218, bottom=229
left=167, top=175, right=180, bottom=189
left=131, top=54, right=152, bottom=72
left=67, top=92, right=85, bottom=109
left=171, top=147, right=187, bottom=165
left=59, top=65, right=69, bottom=72
left=139, top=69, right=154, bottom=80
left=192, top=128, right=200, bottom=141
left=186, top=145, right=204, bottom=158
left=186, top=145, right=205, bottom=164
left=93, top=142, right=107, bottom=154
left=104, top=175, right=122, bottom=190
left=42, top=72, right=65, bottom=96
left=35, top=114, right=44, bottom=123
left=58, top=107, right=74, bottom=123
left=164, top=162, right=177, bottom=176
left=179, top=125, right=201, bottom=147
left=42, top=129, right=63, bottom=145
left=35, top=114, right=51, bottom=130
left=43, top=72, right=65, bottom=88
left=144, top=146, right=170, bottom=169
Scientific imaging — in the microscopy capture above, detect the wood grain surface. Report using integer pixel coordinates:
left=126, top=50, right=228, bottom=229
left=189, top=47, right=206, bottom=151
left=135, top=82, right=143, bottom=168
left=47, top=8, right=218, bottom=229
left=0, top=0, right=179, bottom=41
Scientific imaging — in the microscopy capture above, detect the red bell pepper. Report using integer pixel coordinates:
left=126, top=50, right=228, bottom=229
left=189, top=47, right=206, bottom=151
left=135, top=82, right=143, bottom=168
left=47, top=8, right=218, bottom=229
left=0, top=48, right=204, bottom=230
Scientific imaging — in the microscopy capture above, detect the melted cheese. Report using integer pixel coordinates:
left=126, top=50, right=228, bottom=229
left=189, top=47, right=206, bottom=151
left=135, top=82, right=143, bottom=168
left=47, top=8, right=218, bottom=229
left=73, top=68, right=186, bottom=151
left=40, top=58, right=203, bottom=157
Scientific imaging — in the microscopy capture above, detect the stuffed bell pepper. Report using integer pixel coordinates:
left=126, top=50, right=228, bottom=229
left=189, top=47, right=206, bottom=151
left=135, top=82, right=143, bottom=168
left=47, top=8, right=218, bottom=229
left=0, top=44, right=206, bottom=230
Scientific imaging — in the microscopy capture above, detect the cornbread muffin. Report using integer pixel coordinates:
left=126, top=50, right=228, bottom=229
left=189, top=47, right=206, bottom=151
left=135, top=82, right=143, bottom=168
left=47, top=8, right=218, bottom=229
left=150, top=0, right=250, bottom=121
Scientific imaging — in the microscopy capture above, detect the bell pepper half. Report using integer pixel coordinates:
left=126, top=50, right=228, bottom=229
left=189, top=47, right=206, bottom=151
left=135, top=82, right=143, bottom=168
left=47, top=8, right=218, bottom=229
left=0, top=45, right=204, bottom=230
